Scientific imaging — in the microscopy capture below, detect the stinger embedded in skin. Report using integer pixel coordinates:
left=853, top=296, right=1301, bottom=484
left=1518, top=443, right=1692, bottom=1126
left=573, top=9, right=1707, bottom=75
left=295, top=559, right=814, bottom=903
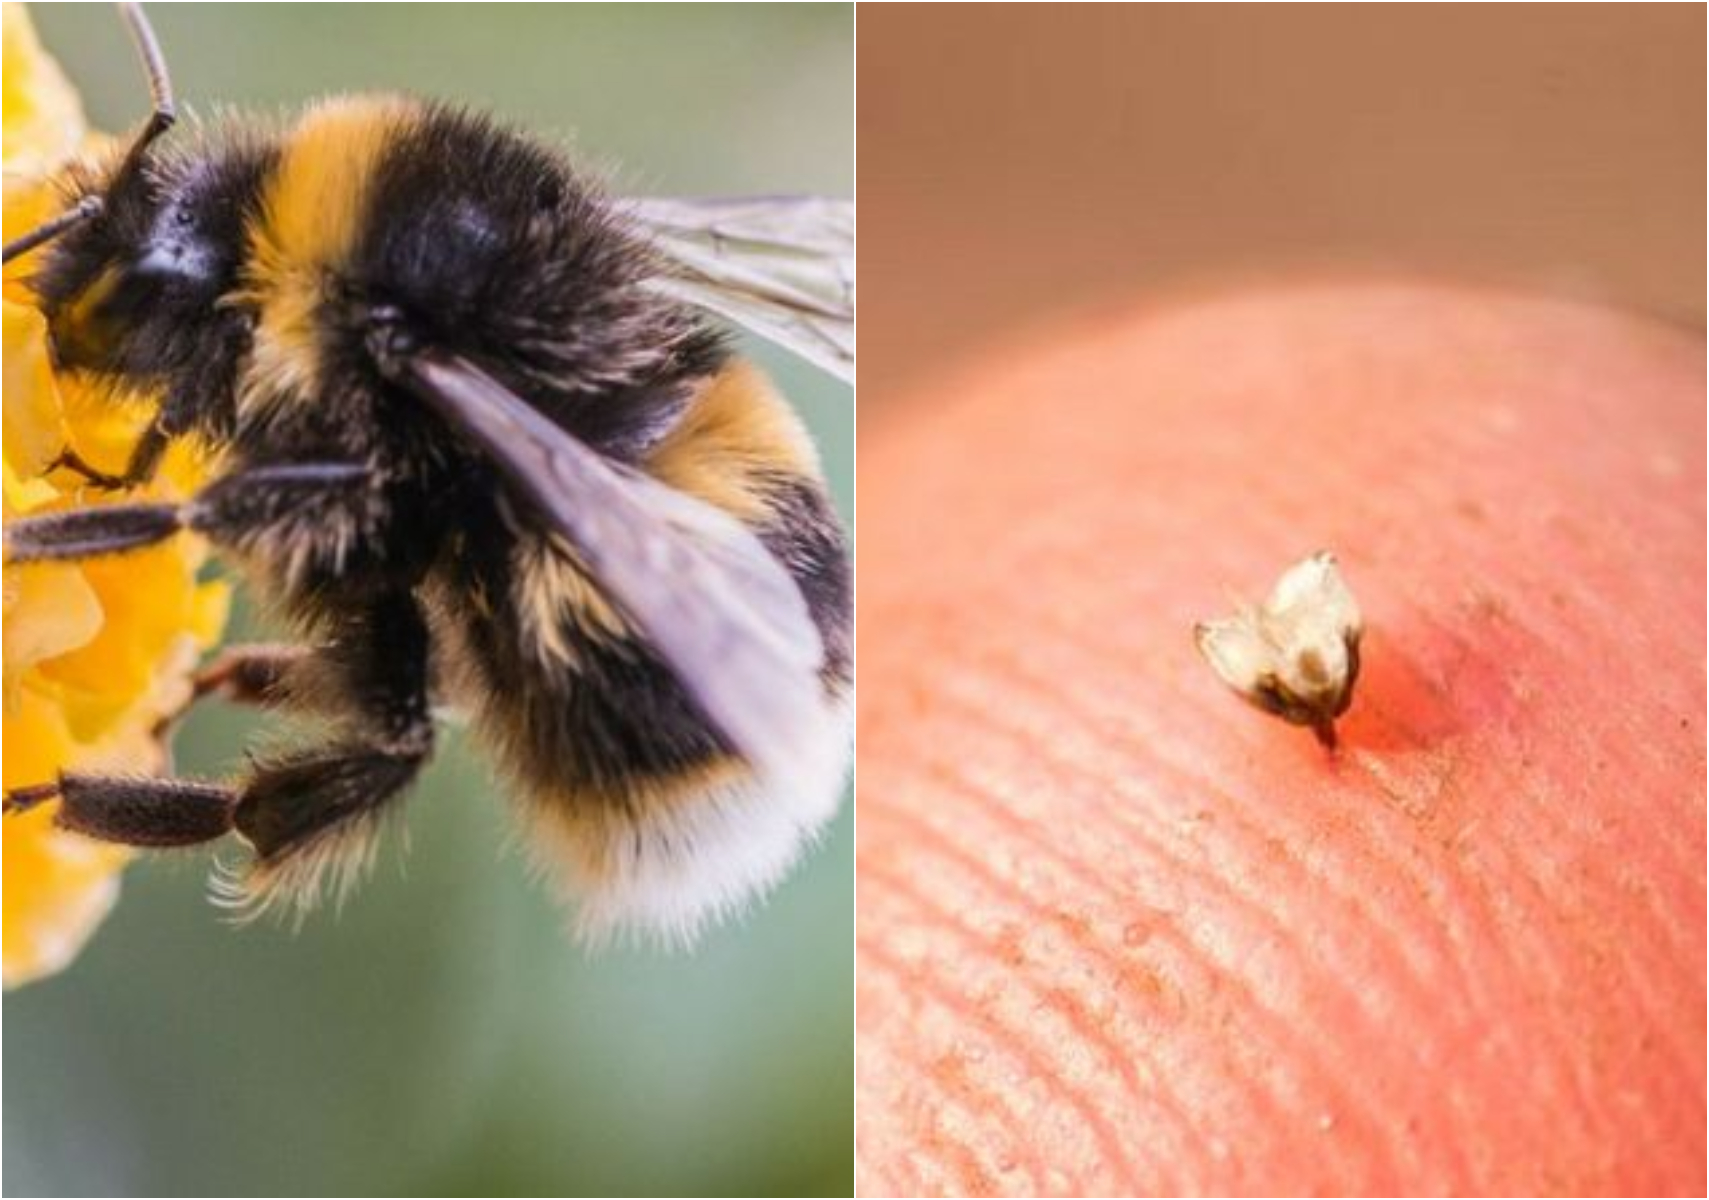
left=1194, top=551, right=1363, bottom=748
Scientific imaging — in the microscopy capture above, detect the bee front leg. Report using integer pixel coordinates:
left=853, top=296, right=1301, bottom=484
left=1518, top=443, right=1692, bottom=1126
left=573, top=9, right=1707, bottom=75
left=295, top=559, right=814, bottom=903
left=46, top=419, right=175, bottom=493
left=47, top=312, right=250, bottom=493
left=2, top=462, right=370, bottom=564
left=45, top=445, right=132, bottom=492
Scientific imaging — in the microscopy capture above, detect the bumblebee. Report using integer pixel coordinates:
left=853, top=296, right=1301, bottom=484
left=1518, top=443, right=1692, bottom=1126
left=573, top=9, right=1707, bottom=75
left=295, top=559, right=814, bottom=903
left=2, top=5, right=853, bottom=944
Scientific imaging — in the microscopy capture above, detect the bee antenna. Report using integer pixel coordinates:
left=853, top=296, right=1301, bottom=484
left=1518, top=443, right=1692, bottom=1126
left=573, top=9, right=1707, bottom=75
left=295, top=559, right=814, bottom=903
left=1, top=3, right=176, bottom=266
left=1, top=196, right=104, bottom=265
left=109, top=1, right=178, bottom=187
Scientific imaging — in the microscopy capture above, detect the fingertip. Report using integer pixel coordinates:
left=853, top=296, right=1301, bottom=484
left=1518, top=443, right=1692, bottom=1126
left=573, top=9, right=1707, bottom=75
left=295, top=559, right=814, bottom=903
left=858, top=281, right=1705, bottom=1195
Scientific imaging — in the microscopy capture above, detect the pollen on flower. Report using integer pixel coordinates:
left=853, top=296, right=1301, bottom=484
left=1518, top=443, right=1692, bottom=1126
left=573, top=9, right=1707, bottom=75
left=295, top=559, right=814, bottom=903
left=1, top=2, right=229, bottom=988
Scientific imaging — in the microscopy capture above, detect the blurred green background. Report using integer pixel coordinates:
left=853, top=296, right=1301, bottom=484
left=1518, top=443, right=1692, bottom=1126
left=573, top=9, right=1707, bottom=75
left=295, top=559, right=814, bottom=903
left=5, top=5, right=852, bottom=1197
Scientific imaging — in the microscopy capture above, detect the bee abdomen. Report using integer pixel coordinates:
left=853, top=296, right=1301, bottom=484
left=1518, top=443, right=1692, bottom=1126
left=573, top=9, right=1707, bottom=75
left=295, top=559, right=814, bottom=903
left=518, top=696, right=849, bottom=947
left=431, top=358, right=852, bottom=941
left=441, top=577, right=848, bottom=944
left=755, top=477, right=853, bottom=687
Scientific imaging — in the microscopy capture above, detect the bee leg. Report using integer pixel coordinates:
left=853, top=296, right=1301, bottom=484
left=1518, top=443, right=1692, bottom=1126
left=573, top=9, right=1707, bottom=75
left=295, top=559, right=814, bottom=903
left=45, top=424, right=177, bottom=493
left=4, top=775, right=237, bottom=848
left=193, top=644, right=308, bottom=706
left=0, top=736, right=430, bottom=863
left=233, top=735, right=432, bottom=871
left=3, top=501, right=184, bottom=562
left=40, top=314, right=247, bottom=492
left=5, top=595, right=433, bottom=916
left=2, top=462, right=369, bottom=565
left=2, top=729, right=433, bottom=861
left=226, top=594, right=435, bottom=908
left=119, top=424, right=172, bottom=488
left=45, top=445, right=131, bottom=491
left=119, top=311, right=252, bottom=490
left=151, top=644, right=311, bottom=739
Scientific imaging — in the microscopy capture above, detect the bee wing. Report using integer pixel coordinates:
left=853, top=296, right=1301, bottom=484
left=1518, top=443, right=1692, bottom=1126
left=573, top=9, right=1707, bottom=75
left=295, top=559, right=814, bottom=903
left=400, top=350, right=825, bottom=782
left=626, top=196, right=854, bottom=384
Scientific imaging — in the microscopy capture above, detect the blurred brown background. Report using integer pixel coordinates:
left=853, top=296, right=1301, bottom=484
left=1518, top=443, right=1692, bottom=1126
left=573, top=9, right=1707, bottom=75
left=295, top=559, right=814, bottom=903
left=859, top=3, right=1706, bottom=398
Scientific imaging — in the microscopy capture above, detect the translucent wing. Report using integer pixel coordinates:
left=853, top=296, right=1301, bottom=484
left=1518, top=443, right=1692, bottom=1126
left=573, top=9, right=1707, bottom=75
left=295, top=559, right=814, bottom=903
left=626, top=196, right=854, bottom=384
left=395, top=350, right=826, bottom=783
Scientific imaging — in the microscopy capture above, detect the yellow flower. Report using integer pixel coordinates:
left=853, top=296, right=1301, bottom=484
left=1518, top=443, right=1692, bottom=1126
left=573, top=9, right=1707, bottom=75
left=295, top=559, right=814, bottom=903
left=2, top=3, right=229, bottom=988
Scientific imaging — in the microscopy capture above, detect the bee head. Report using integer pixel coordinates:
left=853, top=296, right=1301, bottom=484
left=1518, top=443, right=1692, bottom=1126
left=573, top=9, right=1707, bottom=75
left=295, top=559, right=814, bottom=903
left=28, top=146, right=261, bottom=381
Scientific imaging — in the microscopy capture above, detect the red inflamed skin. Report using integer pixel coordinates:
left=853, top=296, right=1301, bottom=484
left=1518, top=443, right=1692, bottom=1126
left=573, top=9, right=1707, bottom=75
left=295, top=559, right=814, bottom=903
left=855, top=283, right=1706, bottom=1197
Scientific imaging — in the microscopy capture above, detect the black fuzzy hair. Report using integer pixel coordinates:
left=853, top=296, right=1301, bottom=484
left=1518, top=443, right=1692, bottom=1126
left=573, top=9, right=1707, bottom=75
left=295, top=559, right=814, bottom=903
left=329, top=103, right=728, bottom=460
left=26, top=128, right=278, bottom=383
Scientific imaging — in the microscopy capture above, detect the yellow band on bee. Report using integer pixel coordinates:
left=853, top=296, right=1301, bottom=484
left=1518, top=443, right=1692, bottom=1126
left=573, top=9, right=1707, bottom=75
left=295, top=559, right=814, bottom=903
left=648, top=360, right=820, bottom=522
left=239, top=96, right=417, bottom=415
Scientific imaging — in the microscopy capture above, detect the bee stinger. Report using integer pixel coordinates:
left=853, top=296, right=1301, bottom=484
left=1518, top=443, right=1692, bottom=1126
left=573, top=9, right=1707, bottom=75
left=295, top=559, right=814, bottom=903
left=1194, top=551, right=1363, bottom=748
